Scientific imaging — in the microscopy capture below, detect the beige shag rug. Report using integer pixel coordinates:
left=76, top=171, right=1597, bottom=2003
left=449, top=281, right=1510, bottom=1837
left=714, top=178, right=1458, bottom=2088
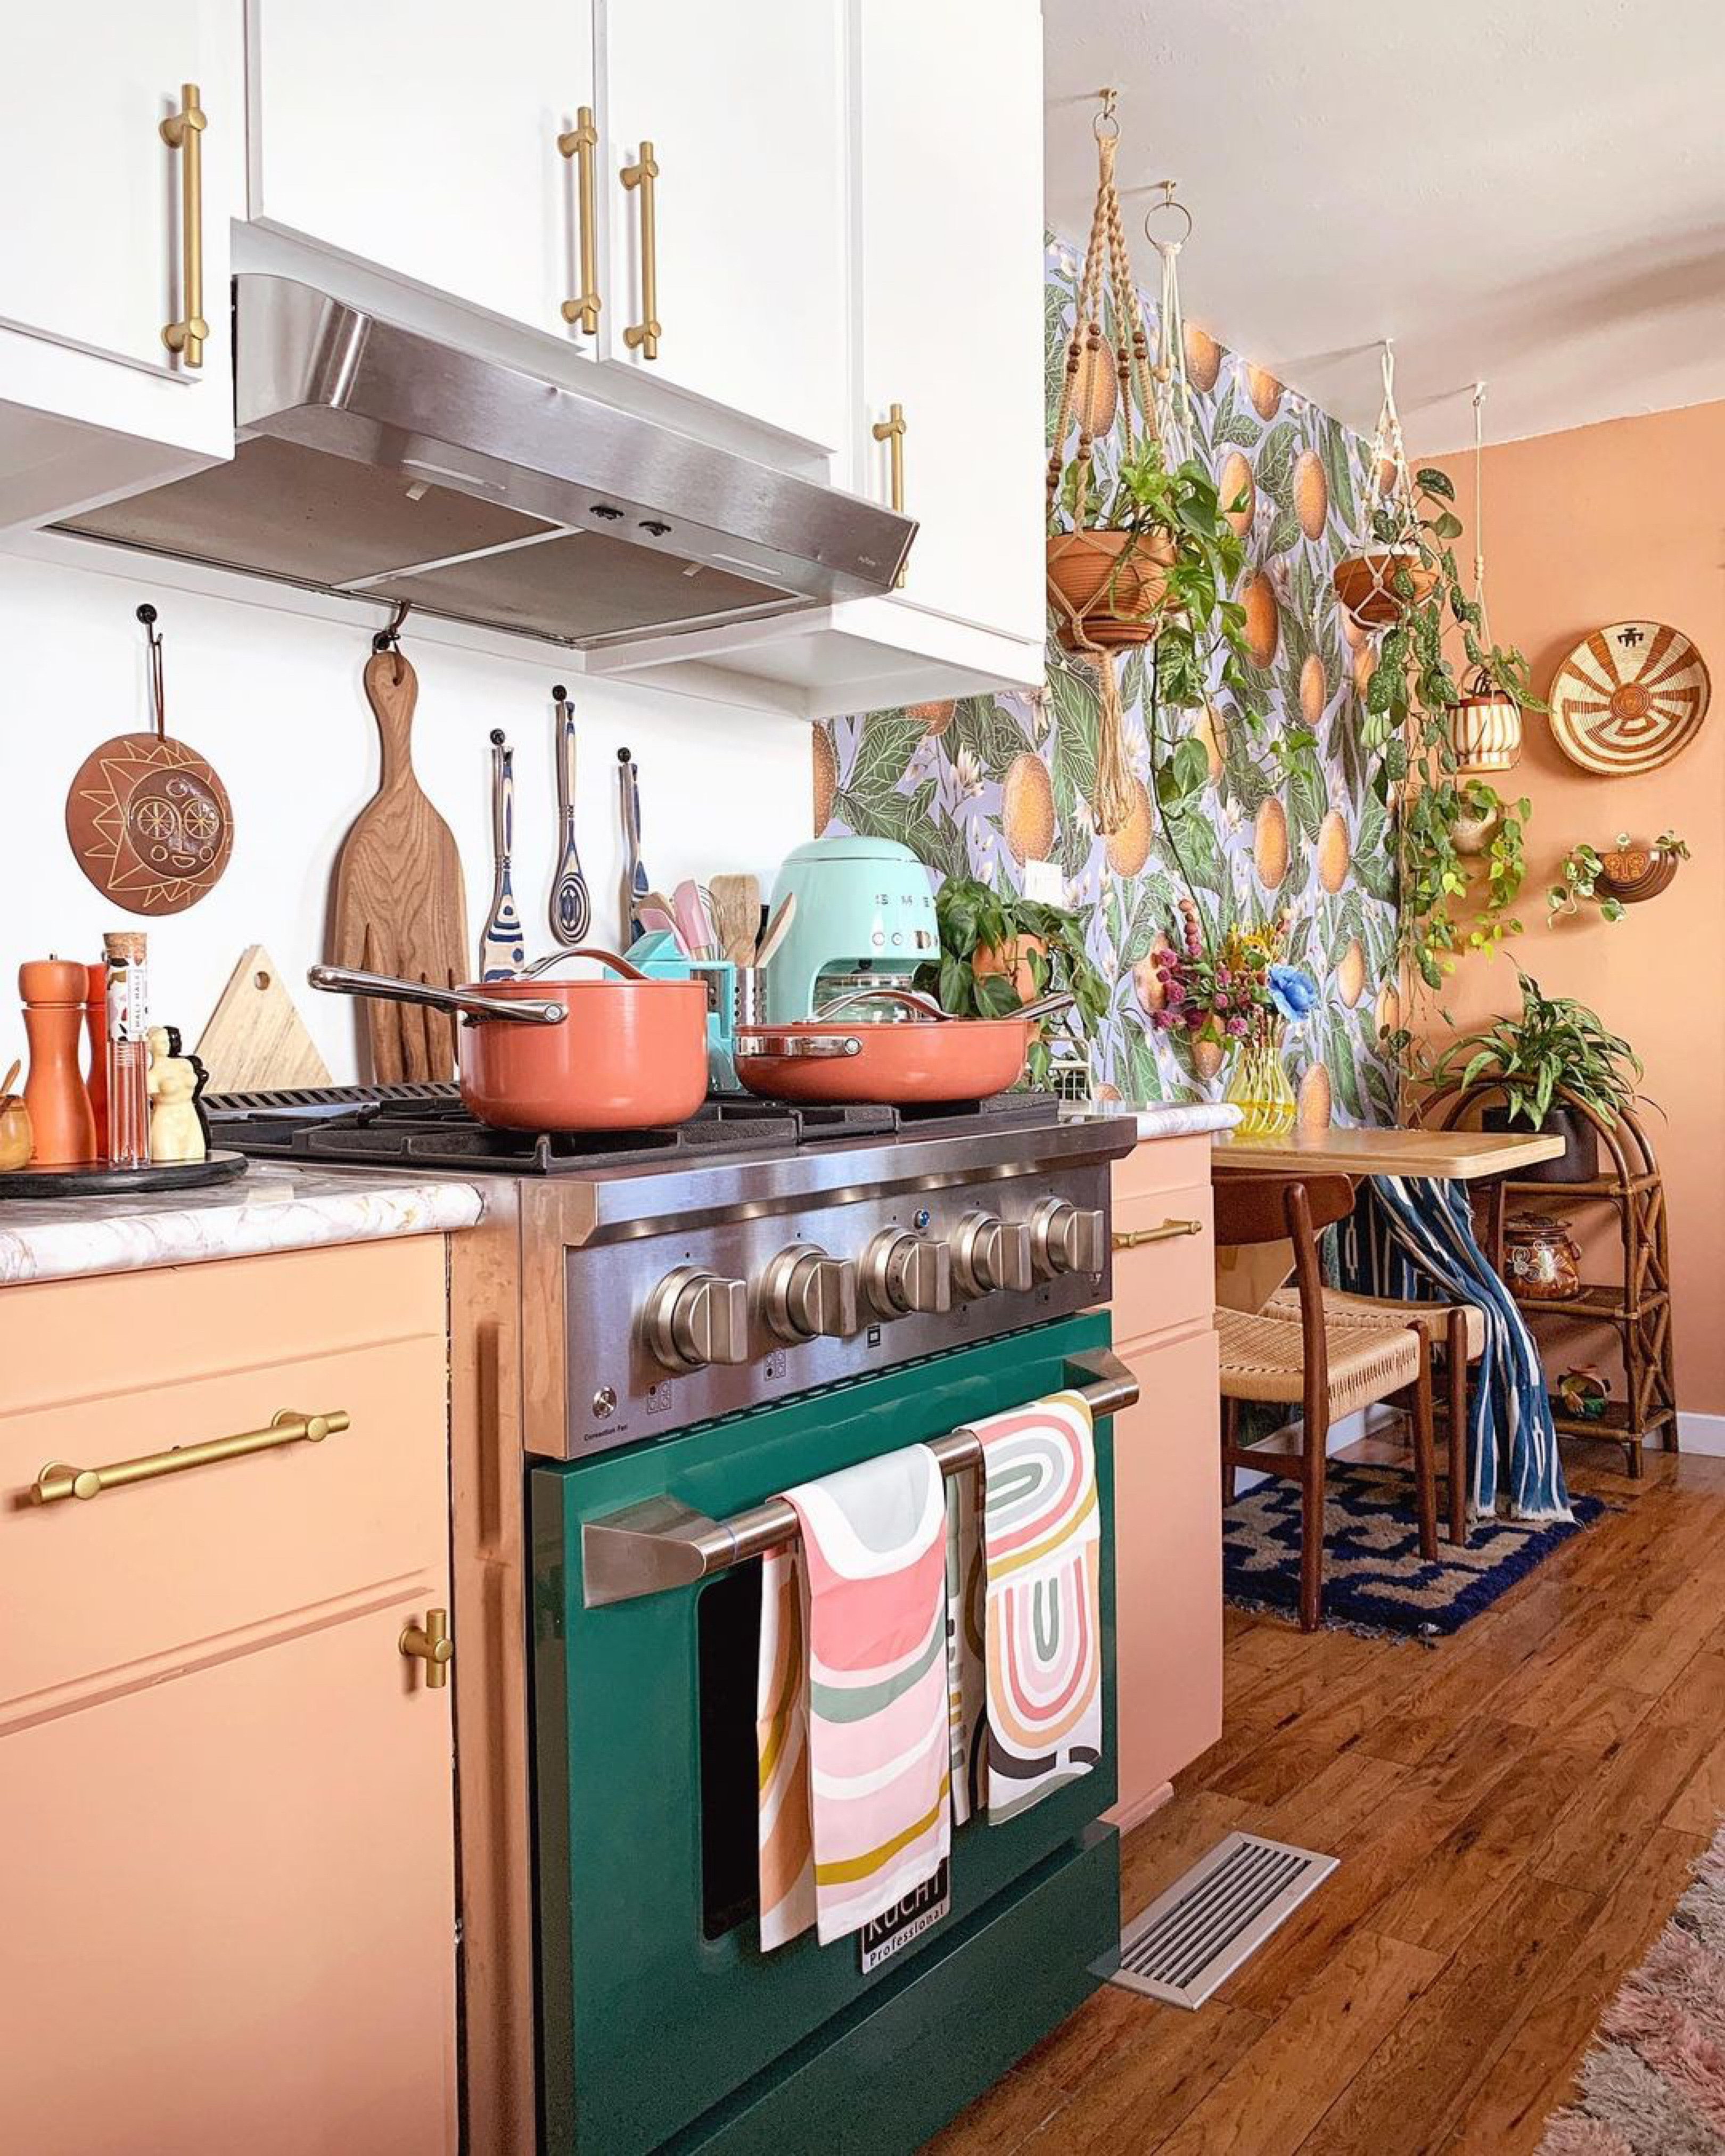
left=1540, top=1825, right=1725, bottom=2153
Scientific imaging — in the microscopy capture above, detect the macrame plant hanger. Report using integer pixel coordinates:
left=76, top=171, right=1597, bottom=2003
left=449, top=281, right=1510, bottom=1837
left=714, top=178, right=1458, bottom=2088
left=1045, top=89, right=1163, bottom=837
left=1334, top=340, right=1427, bottom=636
left=1450, top=380, right=1522, bottom=772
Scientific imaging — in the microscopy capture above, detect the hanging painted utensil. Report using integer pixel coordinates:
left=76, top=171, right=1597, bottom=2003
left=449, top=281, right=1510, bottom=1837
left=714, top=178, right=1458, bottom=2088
left=618, top=747, right=650, bottom=941
left=327, top=621, right=470, bottom=1083
left=480, top=730, right=527, bottom=980
left=65, top=603, right=234, bottom=916
left=548, top=684, right=592, bottom=947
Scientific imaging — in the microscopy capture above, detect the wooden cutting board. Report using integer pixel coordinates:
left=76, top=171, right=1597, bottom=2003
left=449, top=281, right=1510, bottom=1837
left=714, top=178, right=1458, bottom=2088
left=327, top=651, right=469, bottom=1082
left=196, top=945, right=333, bottom=1094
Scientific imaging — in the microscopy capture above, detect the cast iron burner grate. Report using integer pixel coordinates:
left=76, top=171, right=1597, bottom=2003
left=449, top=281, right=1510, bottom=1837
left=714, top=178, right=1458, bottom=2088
left=205, top=1084, right=1062, bottom=1175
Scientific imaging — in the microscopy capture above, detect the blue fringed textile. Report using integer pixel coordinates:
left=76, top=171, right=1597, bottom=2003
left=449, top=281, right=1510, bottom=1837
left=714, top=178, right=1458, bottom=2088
left=1343, top=1176, right=1572, bottom=1523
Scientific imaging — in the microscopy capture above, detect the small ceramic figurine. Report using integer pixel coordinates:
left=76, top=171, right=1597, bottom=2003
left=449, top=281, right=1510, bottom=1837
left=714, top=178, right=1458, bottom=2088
left=145, top=1026, right=207, bottom=1163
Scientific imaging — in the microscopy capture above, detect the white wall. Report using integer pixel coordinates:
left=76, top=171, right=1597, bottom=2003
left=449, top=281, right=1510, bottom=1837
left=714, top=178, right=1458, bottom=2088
left=0, top=541, right=813, bottom=1089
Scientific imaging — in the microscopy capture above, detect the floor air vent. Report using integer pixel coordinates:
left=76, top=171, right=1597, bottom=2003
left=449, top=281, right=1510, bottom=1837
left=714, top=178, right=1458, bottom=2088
left=1111, top=1833, right=1337, bottom=2010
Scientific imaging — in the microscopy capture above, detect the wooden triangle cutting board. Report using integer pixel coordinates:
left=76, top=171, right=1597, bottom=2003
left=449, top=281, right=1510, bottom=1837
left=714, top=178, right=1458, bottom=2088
left=196, top=944, right=334, bottom=1093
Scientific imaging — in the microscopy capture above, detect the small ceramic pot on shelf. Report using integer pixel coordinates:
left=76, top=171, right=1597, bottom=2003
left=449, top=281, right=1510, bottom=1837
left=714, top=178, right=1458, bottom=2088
left=1503, top=1214, right=1583, bottom=1302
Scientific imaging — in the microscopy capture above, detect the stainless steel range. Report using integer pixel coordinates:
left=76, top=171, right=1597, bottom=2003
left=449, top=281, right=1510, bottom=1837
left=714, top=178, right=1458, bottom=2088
left=214, top=1088, right=1140, bottom=2155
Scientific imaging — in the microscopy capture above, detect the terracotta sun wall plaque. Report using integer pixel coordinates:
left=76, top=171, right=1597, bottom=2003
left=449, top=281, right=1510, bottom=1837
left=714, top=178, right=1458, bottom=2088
left=1548, top=621, right=1710, bottom=775
left=65, top=729, right=234, bottom=916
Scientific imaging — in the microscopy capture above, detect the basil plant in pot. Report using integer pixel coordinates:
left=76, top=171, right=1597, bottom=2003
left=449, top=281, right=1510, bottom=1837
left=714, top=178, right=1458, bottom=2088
left=915, top=876, right=1110, bottom=1091
left=1430, top=972, right=1644, bottom=1183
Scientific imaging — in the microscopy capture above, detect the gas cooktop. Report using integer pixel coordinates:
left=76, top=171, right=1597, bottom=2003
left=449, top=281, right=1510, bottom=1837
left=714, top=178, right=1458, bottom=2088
left=204, top=1083, right=1065, bottom=1175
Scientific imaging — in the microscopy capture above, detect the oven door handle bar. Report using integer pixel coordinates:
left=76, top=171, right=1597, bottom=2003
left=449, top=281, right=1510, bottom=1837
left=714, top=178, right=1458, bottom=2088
left=579, top=1348, right=1138, bottom=1608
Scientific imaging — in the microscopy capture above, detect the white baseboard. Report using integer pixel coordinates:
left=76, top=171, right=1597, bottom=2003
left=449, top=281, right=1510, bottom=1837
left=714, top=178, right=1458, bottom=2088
left=1231, top=1407, right=1374, bottom=1495
left=1678, top=1412, right=1725, bottom=1456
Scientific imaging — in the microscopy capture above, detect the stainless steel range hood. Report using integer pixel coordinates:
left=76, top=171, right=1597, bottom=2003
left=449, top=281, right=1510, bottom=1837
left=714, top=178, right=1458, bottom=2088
left=60, top=276, right=916, bottom=648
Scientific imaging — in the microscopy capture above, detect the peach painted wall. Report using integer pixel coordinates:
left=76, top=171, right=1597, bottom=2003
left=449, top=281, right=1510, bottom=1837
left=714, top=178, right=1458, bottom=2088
left=1415, top=399, right=1725, bottom=1416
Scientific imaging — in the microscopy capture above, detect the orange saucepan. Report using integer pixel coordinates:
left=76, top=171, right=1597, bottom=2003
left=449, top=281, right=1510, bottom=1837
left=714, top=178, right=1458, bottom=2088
left=733, top=988, right=1074, bottom=1107
left=308, top=948, right=708, bottom=1131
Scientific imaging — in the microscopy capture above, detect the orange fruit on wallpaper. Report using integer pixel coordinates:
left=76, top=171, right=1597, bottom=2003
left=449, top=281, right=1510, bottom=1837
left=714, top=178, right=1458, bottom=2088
left=1245, top=363, right=1284, bottom=419
left=1376, top=456, right=1399, bottom=498
left=1132, top=934, right=1173, bottom=1015
left=1341, top=603, right=1368, bottom=653
left=1184, top=322, right=1222, bottom=393
left=1352, top=643, right=1377, bottom=700
left=1001, top=752, right=1056, bottom=863
left=1376, top=982, right=1402, bottom=1041
left=1317, top=809, right=1350, bottom=894
left=1192, top=1038, right=1225, bottom=1083
left=1104, top=778, right=1153, bottom=877
left=1299, top=654, right=1327, bottom=730
left=1253, top=796, right=1289, bottom=888
left=1335, top=937, right=1366, bottom=1008
left=1196, top=703, right=1227, bottom=783
left=1073, top=336, right=1119, bottom=439
left=1243, top=572, right=1279, bottom=668
left=812, top=724, right=837, bottom=833
left=908, top=700, right=956, bottom=736
left=1094, top=1081, right=1123, bottom=1102
left=1219, top=451, right=1255, bottom=537
left=1297, top=1063, right=1333, bottom=1131
left=1294, top=450, right=1328, bottom=541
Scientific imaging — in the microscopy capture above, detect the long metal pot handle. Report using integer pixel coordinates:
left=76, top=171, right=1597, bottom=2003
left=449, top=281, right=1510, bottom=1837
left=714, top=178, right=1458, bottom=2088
left=580, top=1346, right=1137, bottom=1608
left=307, top=963, right=566, bottom=1026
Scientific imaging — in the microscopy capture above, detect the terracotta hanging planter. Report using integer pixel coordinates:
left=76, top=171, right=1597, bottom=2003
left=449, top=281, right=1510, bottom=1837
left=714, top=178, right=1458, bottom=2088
left=1046, top=529, right=1176, bottom=652
left=1332, top=550, right=1438, bottom=630
left=1450, top=672, right=1523, bottom=773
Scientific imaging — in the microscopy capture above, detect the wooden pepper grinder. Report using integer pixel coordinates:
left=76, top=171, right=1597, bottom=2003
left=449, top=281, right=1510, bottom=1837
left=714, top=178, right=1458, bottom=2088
left=84, top=960, right=108, bottom=1159
left=20, top=958, right=97, bottom=1166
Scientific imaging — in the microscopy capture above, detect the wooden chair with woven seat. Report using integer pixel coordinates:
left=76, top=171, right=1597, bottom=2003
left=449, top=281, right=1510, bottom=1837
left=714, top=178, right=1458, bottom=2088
left=1217, top=1173, right=1440, bottom=1632
left=1262, top=1287, right=1486, bottom=1545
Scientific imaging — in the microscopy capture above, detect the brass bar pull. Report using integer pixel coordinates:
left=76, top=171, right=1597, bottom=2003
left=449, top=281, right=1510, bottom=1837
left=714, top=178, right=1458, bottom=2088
left=400, top=1608, right=453, bottom=1689
left=557, top=105, right=601, bottom=334
left=620, top=141, right=661, bottom=358
left=1113, top=1219, right=1204, bottom=1250
left=159, top=81, right=208, bottom=367
left=32, top=1409, right=350, bottom=1505
left=871, top=403, right=907, bottom=585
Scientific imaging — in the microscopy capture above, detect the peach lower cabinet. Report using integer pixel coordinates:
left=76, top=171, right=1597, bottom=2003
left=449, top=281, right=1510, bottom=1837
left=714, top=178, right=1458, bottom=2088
left=0, top=1237, right=459, bottom=2156
left=1104, top=1132, right=1222, bottom=1832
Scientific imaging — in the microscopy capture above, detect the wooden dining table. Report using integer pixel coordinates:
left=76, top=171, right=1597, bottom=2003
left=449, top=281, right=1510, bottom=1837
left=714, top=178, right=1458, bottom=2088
left=1209, top=1124, right=1565, bottom=1181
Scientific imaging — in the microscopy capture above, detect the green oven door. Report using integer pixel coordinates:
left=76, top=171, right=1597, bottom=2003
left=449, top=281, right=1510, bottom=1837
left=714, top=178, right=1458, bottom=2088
left=531, top=1310, right=1118, bottom=2155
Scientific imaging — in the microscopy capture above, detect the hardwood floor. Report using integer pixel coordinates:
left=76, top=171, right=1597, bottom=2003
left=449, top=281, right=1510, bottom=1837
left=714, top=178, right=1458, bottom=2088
left=930, top=1440, right=1725, bottom=2156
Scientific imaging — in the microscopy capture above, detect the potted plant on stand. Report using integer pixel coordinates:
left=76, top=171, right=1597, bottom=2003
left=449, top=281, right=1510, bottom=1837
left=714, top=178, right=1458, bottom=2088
left=1430, top=972, right=1644, bottom=1183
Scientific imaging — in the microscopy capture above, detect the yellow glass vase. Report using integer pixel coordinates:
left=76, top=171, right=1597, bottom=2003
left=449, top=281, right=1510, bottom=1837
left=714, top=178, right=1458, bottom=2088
left=1224, top=1021, right=1297, bottom=1138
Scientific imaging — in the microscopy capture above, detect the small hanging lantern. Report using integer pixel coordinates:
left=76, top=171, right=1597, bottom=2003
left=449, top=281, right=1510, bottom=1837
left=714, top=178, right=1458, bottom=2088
left=1333, top=342, right=1436, bottom=629
left=1450, top=381, right=1523, bottom=775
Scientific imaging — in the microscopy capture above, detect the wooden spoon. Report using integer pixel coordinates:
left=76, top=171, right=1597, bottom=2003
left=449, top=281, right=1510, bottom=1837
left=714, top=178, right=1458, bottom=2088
left=0, top=1059, right=19, bottom=1099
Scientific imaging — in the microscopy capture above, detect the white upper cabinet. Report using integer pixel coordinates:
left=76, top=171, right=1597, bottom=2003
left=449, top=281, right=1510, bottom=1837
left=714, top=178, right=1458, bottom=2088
left=248, top=0, right=597, bottom=347
left=853, top=0, right=1046, bottom=648
left=598, top=0, right=847, bottom=450
left=0, top=0, right=241, bottom=522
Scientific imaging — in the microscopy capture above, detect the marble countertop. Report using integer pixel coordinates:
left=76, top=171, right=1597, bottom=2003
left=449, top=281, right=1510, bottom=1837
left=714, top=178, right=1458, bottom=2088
left=0, top=1165, right=487, bottom=1288
left=1066, top=1100, right=1243, bottom=1140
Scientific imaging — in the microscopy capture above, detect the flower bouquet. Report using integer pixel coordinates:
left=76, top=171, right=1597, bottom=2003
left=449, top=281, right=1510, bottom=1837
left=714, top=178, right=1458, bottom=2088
left=1148, top=900, right=1319, bottom=1133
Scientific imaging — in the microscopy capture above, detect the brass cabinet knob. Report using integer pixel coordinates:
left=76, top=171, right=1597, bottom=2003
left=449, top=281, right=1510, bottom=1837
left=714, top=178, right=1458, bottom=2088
left=400, top=1609, right=453, bottom=1690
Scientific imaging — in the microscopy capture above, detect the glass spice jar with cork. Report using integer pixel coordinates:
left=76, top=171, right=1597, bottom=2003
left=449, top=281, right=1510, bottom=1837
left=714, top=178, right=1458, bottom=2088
left=103, top=930, right=151, bottom=1168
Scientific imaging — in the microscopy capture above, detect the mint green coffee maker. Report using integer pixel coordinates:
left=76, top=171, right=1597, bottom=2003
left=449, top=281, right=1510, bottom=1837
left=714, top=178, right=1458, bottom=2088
left=760, top=836, right=940, bottom=1022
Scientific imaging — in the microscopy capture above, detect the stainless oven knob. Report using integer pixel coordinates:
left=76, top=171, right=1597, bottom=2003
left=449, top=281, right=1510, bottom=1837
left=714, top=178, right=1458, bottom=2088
left=761, top=1245, right=859, bottom=1343
left=642, top=1264, right=750, bottom=1372
left=1028, top=1198, right=1106, bottom=1280
left=862, top=1229, right=952, bottom=1318
left=950, top=1211, right=1033, bottom=1298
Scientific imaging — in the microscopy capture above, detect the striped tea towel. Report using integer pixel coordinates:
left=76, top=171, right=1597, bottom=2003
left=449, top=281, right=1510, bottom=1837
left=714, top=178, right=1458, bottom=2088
left=756, top=1444, right=951, bottom=1951
left=949, top=1390, right=1103, bottom=1823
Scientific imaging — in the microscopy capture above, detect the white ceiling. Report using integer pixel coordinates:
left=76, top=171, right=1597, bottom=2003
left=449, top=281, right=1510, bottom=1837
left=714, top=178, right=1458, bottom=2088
left=1044, top=0, right=1725, bottom=452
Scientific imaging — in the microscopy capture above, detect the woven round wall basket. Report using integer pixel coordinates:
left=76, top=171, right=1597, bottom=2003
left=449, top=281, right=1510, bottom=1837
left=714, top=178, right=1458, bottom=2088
left=1548, top=621, right=1711, bottom=775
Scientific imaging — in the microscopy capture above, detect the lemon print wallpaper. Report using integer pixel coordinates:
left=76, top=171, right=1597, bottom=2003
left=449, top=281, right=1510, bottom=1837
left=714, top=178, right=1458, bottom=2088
left=812, top=236, right=1401, bottom=1123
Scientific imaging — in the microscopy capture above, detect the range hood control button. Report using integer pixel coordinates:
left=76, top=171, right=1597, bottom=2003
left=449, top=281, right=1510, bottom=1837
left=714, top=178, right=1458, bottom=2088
left=951, top=1211, right=1033, bottom=1298
left=862, top=1230, right=952, bottom=1319
left=761, top=1246, right=859, bottom=1343
left=1028, top=1198, right=1106, bottom=1280
left=643, top=1265, right=750, bottom=1372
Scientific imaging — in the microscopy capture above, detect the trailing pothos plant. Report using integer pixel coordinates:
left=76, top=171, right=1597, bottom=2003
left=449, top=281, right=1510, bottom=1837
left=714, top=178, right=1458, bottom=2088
left=1356, top=463, right=1546, bottom=1001
left=914, top=875, right=1110, bottom=1089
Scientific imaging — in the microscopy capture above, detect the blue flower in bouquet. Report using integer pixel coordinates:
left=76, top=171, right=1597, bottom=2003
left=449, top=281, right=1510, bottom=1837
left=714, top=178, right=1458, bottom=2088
left=1268, top=964, right=1319, bottom=1025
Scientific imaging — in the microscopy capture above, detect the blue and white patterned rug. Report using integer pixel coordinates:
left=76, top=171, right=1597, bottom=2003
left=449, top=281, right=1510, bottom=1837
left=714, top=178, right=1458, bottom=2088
left=1222, top=1462, right=1607, bottom=1636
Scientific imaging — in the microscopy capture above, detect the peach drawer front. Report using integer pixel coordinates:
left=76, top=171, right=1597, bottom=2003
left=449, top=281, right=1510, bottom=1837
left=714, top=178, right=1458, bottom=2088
left=2, top=1334, right=449, bottom=1724
left=1110, top=1179, right=1214, bottom=1346
left=1113, top=1134, right=1214, bottom=1205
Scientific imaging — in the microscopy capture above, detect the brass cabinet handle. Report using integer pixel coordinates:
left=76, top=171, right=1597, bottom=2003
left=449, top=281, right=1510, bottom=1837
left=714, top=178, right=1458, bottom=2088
left=556, top=105, right=601, bottom=334
left=871, top=403, right=907, bottom=585
left=1112, top=1219, right=1204, bottom=1250
left=159, top=81, right=208, bottom=367
left=620, top=141, right=661, bottom=357
left=400, top=1608, right=453, bottom=1689
left=32, top=1408, right=350, bottom=1505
